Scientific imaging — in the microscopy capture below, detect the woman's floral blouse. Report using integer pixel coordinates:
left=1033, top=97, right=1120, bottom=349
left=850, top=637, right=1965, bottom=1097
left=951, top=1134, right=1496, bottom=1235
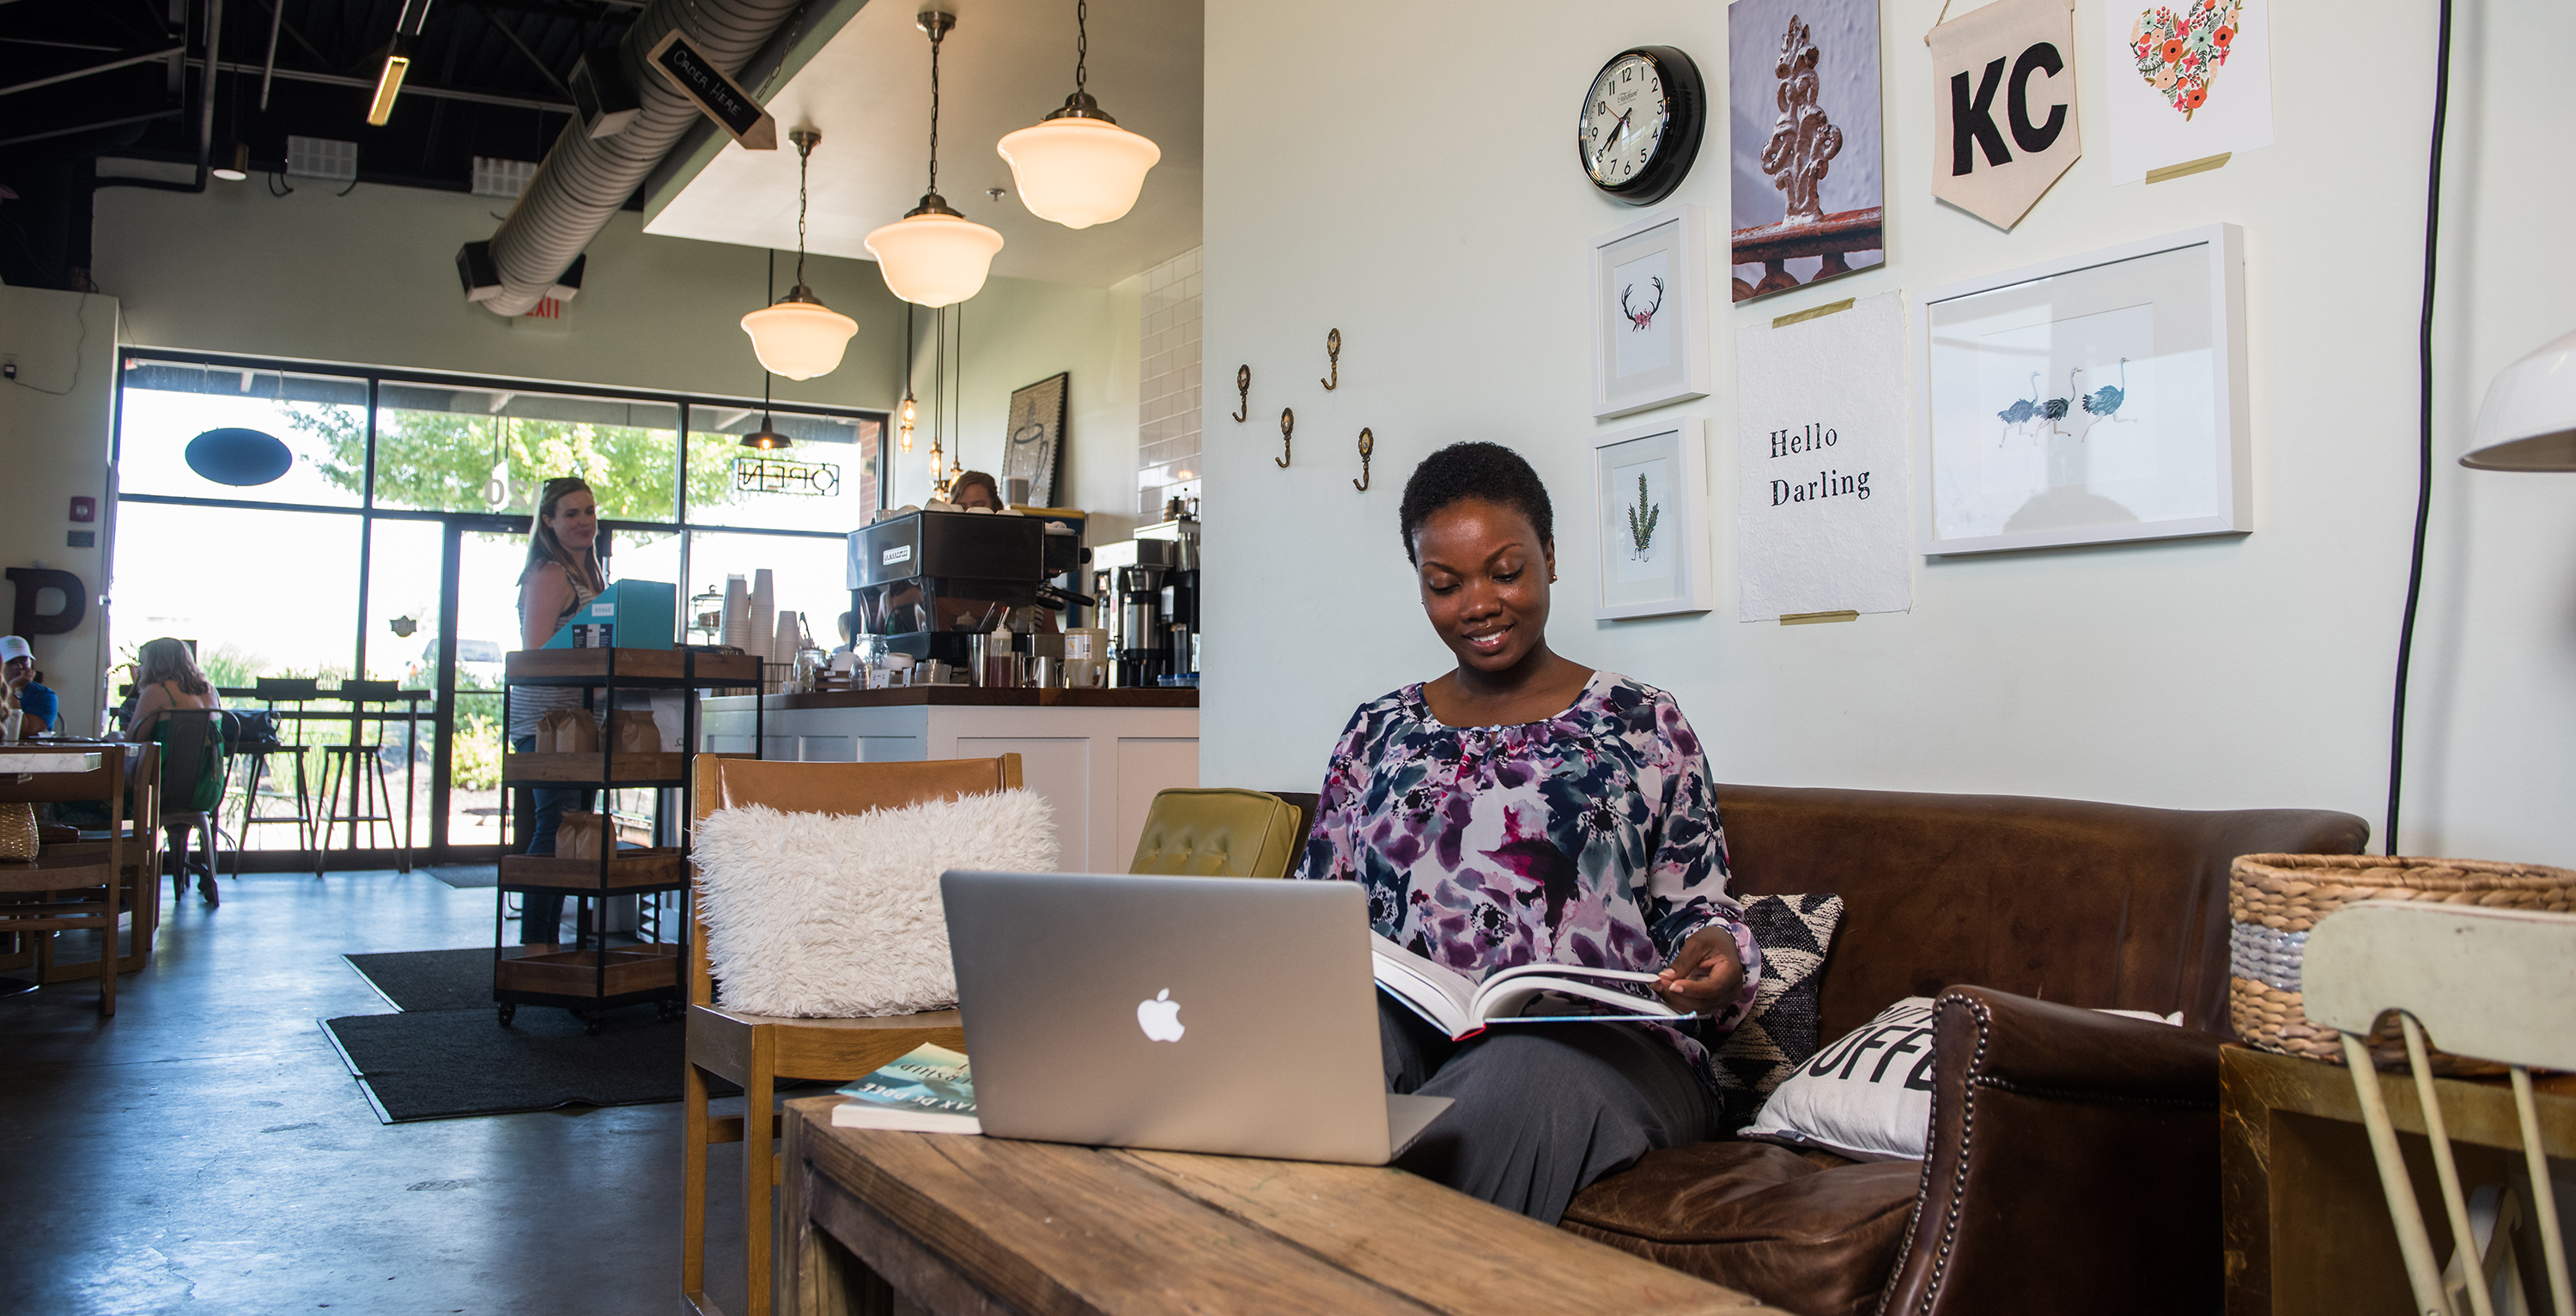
left=1293, top=670, right=1762, bottom=1088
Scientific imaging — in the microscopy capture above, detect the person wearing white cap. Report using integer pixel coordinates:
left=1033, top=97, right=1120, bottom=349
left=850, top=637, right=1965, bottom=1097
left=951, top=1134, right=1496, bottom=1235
left=1, top=635, right=56, bottom=736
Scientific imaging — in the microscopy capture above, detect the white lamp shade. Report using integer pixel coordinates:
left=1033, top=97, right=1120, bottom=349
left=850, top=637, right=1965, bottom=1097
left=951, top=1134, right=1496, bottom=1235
left=865, top=212, right=1005, bottom=307
left=2462, top=325, right=2576, bottom=471
left=997, top=118, right=1162, bottom=230
left=739, top=299, right=859, bottom=380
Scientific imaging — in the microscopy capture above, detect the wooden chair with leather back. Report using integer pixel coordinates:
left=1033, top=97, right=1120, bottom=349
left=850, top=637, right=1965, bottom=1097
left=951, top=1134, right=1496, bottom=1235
left=681, top=753, right=1021, bottom=1316
left=1127, top=787, right=1306, bottom=877
left=0, top=744, right=130, bottom=1016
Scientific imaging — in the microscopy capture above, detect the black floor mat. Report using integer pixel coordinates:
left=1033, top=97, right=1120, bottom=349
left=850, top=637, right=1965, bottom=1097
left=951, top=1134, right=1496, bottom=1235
left=323, top=1005, right=690, bottom=1122
left=343, top=948, right=499, bottom=1012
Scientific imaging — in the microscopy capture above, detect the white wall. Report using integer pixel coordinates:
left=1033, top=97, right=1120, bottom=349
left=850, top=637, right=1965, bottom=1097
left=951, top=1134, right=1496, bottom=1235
left=0, top=287, right=120, bottom=735
left=91, top=174, right=910, bottom=410
left=891, top=270, right=1145, bottom=546
left=1200, top=0, right=2576, bottom=867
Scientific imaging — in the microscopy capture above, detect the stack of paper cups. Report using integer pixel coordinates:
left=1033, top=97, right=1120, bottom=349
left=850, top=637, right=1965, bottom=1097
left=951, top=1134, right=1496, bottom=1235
left=750, top=570, right=775, bottom=670
left=772, top=611, right=803, bottom=692
left=721, top=575, right=750, bottom=650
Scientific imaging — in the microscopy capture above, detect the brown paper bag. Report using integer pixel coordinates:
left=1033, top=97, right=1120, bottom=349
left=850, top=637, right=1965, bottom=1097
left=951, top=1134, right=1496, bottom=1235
left=555, top=811, right=605, bottom=860
left=608, top=709, right=662, bottom=755
left=537, top=707, right=598, bottom=754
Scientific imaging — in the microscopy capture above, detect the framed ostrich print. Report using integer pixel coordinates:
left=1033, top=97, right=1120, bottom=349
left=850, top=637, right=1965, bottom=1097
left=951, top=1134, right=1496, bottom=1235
left=1592, top=206, right=1712, bottom=420
left=1591, top=416, right=1713, bottom=621
left=1919, top=223, right=2249, bottom=556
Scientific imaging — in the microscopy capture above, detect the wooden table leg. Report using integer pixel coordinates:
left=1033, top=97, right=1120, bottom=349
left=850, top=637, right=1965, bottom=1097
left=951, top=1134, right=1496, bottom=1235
left=781, top=1105, right=890, bottom=1316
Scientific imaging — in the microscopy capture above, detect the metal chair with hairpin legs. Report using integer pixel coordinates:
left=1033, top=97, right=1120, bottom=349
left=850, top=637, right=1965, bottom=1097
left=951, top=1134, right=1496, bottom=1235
left=2304, top=901, right=2576, bottom=1316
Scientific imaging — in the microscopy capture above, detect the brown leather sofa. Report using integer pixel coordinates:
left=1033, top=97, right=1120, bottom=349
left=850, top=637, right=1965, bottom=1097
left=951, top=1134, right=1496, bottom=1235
left=1557, top=784, right=2368, bottom=1316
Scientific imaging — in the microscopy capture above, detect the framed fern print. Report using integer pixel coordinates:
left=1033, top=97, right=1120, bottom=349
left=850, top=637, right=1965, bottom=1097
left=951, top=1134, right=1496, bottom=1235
left=1591, top=416, right=1712, bottom=621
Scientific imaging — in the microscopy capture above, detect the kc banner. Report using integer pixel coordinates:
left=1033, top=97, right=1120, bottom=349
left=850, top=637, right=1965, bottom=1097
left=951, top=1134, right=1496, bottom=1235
left=1928, top=0, right=2081, bottom=230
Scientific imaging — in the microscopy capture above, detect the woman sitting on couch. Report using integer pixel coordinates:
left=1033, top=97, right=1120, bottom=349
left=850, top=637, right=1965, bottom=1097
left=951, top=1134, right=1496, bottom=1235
left=1293, top=441, right=1761, bottom=1223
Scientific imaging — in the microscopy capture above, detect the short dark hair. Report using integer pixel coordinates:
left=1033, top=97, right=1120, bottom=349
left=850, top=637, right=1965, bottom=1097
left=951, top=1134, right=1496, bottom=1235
left=1397, top=442, right=1553, bottom=563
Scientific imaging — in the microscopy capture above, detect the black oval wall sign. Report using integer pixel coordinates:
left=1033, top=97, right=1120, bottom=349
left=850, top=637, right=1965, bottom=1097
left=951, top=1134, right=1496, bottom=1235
left=185, top=428, right=294, bottom=486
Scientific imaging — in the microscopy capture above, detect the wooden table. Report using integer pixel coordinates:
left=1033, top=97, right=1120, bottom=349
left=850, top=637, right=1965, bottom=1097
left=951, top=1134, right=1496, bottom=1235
left=778, top=1096, right=1766, bottom=1316
left=2221, top=1044, right=2576, bottom=1315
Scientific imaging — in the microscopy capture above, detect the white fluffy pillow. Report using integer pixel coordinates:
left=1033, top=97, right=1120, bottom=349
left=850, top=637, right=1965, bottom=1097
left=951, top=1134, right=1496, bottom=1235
left=692, top=790, right=1055, bottom=1018
left=1741, top=996, right=2183, bottom=1161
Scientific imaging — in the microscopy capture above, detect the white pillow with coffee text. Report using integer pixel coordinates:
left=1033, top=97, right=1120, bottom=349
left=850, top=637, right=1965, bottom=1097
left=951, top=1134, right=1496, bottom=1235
left=1740, top=997, right=2182, bottom=1161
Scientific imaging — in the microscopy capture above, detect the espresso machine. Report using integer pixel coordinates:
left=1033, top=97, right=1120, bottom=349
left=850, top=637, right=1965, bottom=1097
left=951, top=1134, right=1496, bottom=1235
left=847, top=509, right=1084, bottom=670
left=1090, top=519, right=1199, bottom=687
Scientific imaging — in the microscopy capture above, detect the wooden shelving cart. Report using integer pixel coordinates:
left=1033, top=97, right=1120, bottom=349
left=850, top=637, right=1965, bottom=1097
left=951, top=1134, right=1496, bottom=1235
left=493, top=646, right=761, bottom=1033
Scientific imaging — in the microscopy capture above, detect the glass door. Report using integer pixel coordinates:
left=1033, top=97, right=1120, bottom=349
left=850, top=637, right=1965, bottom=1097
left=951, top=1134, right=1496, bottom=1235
left=439, top=515, right=528, bottom=857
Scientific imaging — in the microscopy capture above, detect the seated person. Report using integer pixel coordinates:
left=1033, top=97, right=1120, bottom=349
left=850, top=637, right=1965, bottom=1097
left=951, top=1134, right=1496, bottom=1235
left=2, top=634, right=56, bottom=735
left=1294, top=441, right=1760, bottom=1224
left=125, top=637, right=225, bottom=903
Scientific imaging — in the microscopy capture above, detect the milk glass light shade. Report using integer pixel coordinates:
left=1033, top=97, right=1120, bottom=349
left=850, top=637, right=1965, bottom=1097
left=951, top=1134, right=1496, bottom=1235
left=997, top=116, right=1162, bottom=229
left=865, top=208, right=1005, bottom=308
left=2461, top=325, right=2576, bottom=471
left=738, top=290, right=859, bottom=380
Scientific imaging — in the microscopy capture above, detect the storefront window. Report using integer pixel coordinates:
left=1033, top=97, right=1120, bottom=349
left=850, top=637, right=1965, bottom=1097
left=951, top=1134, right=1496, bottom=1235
left=111, top=351, right=884, bottom=861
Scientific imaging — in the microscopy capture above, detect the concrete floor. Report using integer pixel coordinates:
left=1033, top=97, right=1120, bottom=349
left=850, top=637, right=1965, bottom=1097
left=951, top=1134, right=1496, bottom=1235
left=1, top=870, right=756, bottom=1316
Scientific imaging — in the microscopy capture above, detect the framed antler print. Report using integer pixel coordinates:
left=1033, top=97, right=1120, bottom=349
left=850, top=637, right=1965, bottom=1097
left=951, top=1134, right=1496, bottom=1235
left=1592, top=206, right=1711, bottom=420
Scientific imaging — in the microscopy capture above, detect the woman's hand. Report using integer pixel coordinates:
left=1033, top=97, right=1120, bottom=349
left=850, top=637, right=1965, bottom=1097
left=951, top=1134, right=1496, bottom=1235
left=1653, top=925, right=1745, bottom=1014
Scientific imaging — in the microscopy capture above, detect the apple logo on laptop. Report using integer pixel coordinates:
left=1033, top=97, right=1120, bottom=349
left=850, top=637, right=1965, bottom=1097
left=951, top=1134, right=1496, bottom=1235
left=1136, top=988, right=1186, bottom=1043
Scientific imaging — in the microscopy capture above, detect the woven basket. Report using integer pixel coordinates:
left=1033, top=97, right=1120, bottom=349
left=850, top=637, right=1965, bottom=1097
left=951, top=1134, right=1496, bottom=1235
left=0, top=800, right=36, bottom=863
left=2229, top=853, right=2576, bottom=1071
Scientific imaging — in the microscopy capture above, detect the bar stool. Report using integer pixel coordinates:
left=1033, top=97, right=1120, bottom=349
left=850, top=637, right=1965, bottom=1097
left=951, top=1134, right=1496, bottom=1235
left=232, top=676, right=319, bottom=876
left=315, top=679, right=404, bottom=873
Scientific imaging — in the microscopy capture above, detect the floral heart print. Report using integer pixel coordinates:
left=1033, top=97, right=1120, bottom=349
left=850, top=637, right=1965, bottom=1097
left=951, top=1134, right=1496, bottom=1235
left=2131, top=0, right=2242, bottom=120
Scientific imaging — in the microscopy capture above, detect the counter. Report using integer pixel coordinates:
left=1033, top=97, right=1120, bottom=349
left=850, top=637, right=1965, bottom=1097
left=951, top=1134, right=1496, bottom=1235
left=700, top=688, right=1200, bottom=872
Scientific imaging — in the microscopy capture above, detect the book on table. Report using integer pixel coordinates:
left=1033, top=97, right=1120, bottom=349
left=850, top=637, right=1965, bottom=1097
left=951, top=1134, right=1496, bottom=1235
left=831, top=1043, right=980, bottom=1133
left=1370, top=932, right=1688, bottom=1040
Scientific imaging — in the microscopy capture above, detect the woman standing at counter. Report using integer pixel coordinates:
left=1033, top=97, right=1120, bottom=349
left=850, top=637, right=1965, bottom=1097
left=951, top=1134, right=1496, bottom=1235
left=510, top=477, right=605, bottom=947
left=1294, top=442, right=1759, bottom=1223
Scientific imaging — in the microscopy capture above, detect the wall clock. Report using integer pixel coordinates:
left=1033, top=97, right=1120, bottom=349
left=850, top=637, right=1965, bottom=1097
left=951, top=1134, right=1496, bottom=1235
left=1578, top=46, right=1707, bottom=206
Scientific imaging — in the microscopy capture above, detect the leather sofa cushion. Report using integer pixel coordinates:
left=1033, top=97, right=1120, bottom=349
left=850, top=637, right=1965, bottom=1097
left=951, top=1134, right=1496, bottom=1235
left=1561, top=1141, right=1920, bottom=1316
left=1128, top=788, right=1303, bottom=877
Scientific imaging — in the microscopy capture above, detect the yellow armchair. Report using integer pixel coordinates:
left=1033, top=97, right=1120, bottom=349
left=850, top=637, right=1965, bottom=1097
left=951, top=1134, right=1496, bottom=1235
left=1127, top=788, right=1306, bottom=877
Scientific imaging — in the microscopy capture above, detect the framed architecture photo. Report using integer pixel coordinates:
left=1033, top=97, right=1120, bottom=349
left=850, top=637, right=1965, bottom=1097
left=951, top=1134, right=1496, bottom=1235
left=1728, top=0, right=1886, bottom=300
left=1002, top=372, right=1070, bottom=506
left=1591, top=415, right=1712, bottom=621
left=1918, top=222, right=2249, bottom=555
left=1591, top=207, right=1712, bottom=420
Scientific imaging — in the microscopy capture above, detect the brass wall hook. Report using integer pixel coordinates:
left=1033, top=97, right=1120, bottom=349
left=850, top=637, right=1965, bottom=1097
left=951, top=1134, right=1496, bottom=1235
left=1276, top=407, right=1294, bottom=468
left=1320, top=329, right=1341, bottom=390
left=1231, top=365, right=1250, bottom=422
left=1353, top=428, right=1374, bottom=492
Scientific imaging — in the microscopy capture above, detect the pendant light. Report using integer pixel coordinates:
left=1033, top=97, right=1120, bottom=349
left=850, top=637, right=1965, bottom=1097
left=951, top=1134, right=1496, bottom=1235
left=740, top=129, right=860, bottom=379
left=997, top=0, right=1162, bottom=230
left=2460, top=326, right=2576, bottom=470
left=866, top=11, right=1004, bottom=308
left=742, top=367, right=792, bottom=452
left=898, top=301, right=918, bottom=452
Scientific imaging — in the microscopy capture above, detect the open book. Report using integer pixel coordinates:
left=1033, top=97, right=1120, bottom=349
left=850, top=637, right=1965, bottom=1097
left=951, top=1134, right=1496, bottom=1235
left=1370, top=932, right=1685, bottom=1040
left=831, top=1043, right=981, bottom=1134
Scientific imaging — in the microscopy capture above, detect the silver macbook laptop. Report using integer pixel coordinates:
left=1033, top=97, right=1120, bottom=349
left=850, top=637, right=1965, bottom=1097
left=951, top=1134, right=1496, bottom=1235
left=941, top=871, right=1451, bottom=1165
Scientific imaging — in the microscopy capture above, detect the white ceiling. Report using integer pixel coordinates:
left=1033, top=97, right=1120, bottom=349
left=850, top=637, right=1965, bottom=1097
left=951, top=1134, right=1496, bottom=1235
left=644, top=0, right=1204, bottom=290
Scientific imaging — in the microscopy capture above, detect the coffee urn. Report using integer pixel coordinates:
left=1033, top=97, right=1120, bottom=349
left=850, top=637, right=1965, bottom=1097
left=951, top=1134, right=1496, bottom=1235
left=1090, top=519, right=1199, bottom=687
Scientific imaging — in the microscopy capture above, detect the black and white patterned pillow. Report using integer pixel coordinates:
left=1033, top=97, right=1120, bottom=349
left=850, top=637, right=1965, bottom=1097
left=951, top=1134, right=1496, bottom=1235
left=1709, top=892, right=1845, bottom=1128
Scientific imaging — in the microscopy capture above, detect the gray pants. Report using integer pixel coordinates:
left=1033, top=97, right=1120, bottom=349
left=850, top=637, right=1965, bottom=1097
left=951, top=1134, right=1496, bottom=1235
left=1379, top=997, right=1716, bottom=1224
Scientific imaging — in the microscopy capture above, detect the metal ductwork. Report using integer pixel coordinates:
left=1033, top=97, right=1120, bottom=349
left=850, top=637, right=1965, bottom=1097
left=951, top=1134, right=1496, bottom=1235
left=465, top=0, right=805, bottom=317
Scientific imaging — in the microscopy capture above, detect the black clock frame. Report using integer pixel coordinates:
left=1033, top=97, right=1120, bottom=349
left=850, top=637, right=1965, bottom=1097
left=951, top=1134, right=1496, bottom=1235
left=1577, top=45, right=1706, bottom=207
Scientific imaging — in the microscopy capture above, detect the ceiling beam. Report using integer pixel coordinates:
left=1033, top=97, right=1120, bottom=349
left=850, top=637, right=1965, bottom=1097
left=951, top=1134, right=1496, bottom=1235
left=0, top=45, right=184, bottom=98
left=193, top=57, right=576, bottom=114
